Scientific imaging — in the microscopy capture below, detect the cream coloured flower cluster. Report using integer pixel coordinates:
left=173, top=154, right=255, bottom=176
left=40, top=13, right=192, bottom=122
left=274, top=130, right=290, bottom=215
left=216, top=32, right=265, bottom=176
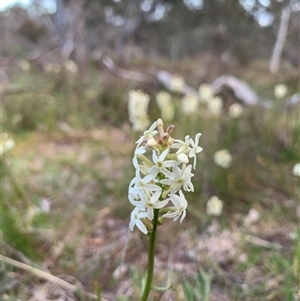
left=274, top=84, right=288, bottom=99
left=171, top=75, right=185, bottom=92
left=128, top=90, right=151, bottom=131
left=155, top=91, right=175, bottom=121
left=214, top=149, right=232, bottom=168
left=128, top=119, right=203, bottom=234
left=206, top=196, right=223, bottom=216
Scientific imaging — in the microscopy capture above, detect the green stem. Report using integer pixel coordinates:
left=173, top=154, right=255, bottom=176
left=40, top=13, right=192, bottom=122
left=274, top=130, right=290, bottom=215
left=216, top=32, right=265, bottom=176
left=140, top=209, right=159, bottom=301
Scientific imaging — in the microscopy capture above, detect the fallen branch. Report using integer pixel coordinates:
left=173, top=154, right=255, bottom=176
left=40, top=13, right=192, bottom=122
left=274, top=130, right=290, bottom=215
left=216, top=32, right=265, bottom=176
left=102, top=55, right=155, bottom=84
left=100, top=55, right=300, bottom=109
left=243, top=234, right=283, bottom=250
left=101, top=55, right=197, bottom=95
left=211, top=75, right=258, bottom=105
left=0, top=254, right=107, bottom=301
left=156, top=70, right=197, bottom=95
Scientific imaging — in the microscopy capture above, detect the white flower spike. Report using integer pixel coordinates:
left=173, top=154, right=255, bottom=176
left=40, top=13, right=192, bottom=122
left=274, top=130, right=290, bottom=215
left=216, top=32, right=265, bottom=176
left=128, top=118, right=202, bottom=234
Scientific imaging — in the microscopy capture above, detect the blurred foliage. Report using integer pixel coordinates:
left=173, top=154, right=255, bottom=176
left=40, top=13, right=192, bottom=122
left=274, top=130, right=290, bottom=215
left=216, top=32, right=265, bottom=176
left=1, top=0, right=299, bottom=70
left=183, top=269, right=212, bottom=301
left=1, top=56, right=299, bottom=300
left=1, top=2, right=299, bottom=298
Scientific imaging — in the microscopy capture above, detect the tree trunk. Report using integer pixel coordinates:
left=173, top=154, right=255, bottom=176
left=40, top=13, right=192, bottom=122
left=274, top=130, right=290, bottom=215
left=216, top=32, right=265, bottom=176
left=269, top=4, right=292, bottom=73
left=53, top=0, right=87, bottom=68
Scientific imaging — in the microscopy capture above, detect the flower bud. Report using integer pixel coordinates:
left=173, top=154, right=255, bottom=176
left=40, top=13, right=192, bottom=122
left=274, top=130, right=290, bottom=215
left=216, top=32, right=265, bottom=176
left=177, top=153, right=189, bottom=164
left=167, top=125, right=175, bottom=134
left=146, top=138, right=158, bottom=147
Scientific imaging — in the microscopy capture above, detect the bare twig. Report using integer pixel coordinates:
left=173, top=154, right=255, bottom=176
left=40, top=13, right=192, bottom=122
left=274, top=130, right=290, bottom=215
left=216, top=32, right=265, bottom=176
left=0, top=254, right=107, bottom=301
left=243, top=234, right=283, bottom=250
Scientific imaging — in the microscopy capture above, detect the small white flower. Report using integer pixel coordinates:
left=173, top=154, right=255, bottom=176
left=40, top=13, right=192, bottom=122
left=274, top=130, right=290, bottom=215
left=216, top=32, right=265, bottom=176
left=129, top=189, right=168, bottom=220
left=136, top=121, right=158, bottom=147
left=162, top=190, right=187, bottom=222
left=160, top=164, right=194, bottom=193
left=133, top=146, right=147, bottom=169
left=198, top=84, right=213, bottom=103
left=148, top=148, right=179, bottom=178
left=0, top=133, right=15, bottom=156
left=38, top=198, right=51, bottom=214
left=189, top=133, right=203, bottom=169
left=172, top=135, right=191, bottom=156
left=228, top=103, right=243, bottom=118
left=214, top=149, right=232, bottom=168
left=206, top=196, right=223, bottom=216
left=129, top=207, right=148, bottom=234
left=130, top=171, right=161, bottom=192
left=244, top=208, right=260, bottom=226
left=293, top=163, right=300, bottom=177
left=207, top=96, right=223, bottom=115
left=274, top=84, right=288, bottom=99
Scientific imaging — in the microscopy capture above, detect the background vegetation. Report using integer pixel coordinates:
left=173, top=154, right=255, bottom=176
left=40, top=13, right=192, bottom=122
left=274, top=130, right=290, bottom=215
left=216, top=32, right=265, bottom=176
left=1, top=0, right=299, bottom=300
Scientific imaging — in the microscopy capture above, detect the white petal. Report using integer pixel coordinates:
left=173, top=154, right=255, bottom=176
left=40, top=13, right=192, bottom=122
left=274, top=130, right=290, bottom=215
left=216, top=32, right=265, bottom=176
left=159, top=179, right=175, bottom=186
left=177, top=153, right=189, bottom=164
left=159, top=148, right=170, bottom=161
left=162, top=211, right=178, bottom=219
left=144, top=183, right=162, bottom=191
left=180, top=210, right=187, bottom=222
left=148, top=165, right=159, bottom=176
left=149, top=190, right=162, bottom=204
left=153, top=199, right=169, bottom=209
left=163, top=160, right=180, bottom=168
left=144, top=173, right=156, bottom=182
left=160, top=168, right=174, bottom=179
left=136, top=219, right=148, bottom=234
left=147, top=208, right=154, bottom=220
left=152, top=150, right=158, bottom=164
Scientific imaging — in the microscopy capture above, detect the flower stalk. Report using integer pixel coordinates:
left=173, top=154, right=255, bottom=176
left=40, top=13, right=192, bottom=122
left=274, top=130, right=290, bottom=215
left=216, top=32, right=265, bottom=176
left=128, top=118, right=203, bottom=300
left=140, top=209, right=159, bottom=301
